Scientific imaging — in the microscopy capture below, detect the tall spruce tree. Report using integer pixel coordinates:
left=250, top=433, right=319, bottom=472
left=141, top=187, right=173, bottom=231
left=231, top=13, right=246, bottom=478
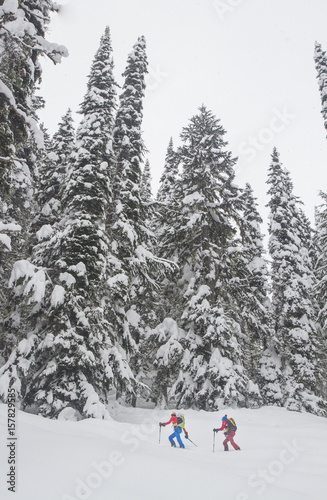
left=0, top=0, right=67, bottom=231
left=313, top=192, right=327, bottom=398
left=236, top=184, right=271, bottom=342
left=314, top=42, right=327, bottom=137
left=145, top=317, right=187, bottom=407
left=0, top=0, right=67, bottom=367
left=139, top=158, right=157, bottom=258
left=156, top=138, right=180, bottom=204
left=52, top=109, right=75, bottom=165
left=33, top=111, right=75, bottom=233
left=111, top=36, right=170, bottom=404
left=267, top=148, right=325, bottom=415
left=153, top=139, right=181, bottom=322
left=153, top=106, right=259, bottom=410
left=0, top=27, right=129, bottom=419
left=113, top=36, right=148, bottom=201
left=140, top=159, right=153, bottom=203
left=315, top=192, right=327, bottom=329
left=234, top=183, right=273, bottom=404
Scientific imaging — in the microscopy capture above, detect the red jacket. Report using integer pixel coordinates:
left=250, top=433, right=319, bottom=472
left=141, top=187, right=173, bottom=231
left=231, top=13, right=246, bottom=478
left=163, top=415, right=187, bottom=435
left=218, top=419, right=235, bottom=433
left=218, top=420, right=227, bottom=432
left=163, top=415, right=177, bottom=427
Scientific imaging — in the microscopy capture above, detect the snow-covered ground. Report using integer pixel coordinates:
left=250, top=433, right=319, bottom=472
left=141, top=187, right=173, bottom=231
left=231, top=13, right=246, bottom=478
left=0, top=404, right=326, bottom=500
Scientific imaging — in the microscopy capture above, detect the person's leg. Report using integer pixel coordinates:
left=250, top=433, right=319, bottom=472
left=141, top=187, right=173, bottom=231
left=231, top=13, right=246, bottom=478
left=228, top=431, right=240, bottom=450
left=223, top=434, right=229, bottom=451
left=169, top=430, right=177, bottom=446
left=176, top=427, right=185, bottom=448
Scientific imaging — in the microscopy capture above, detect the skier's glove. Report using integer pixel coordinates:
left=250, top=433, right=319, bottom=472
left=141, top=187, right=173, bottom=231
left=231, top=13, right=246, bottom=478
left=185, top=432, right=189, bottom=439
left=159, top=422, right=165, bottom=427
left=213, top=428, right=219, bottom=433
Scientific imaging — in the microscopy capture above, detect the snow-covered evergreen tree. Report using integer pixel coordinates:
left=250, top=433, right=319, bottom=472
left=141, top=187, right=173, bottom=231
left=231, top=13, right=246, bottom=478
left=233, top=183, right=274, bottom=405
left=38, top=109, right=75, bottom=222
left=145, top=318, right=187, bottom=407
left=315, top=192, right=327, bottom=327
left=154, top=106, right=259, bottom=410
left=236, top=184, right=271, bottom=342
left=110, top=36, right=170, bottom=404
left=62, top=24, right=117, bottom=286
left=313, top=191, right=327, bottom=398
left=32, top=109, right=75, bottom=237
left=0, top=27, right=131, bottom=419
left=153, top=139, right=182, bottom=322
left=139, top=158, right=157, bottom=262
left=113, top=36, right=148, bottom=200
left=314, top=42, right=327, bottom=137
left=156, top=138, right=180, bottom=204
left=267, top=148, right=325, bottom=415
left=52, top=109, right=75, bottom=164
left=0, top=0, right=67, bottom=224
left=0, top=0, right=67, bottom=366
left=140, top=159, right=152, bottom=203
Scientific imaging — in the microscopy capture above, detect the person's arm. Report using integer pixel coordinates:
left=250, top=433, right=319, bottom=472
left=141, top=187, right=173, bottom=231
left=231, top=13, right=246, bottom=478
left=217, top=420, right=226, bottom=432
left=162, top=416, right=176, bottom=426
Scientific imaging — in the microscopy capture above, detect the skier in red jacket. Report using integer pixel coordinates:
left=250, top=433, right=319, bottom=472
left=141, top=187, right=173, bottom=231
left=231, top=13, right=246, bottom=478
left=160, top=412, right=188, bottom=448
left=213, top=415, right=241, bottom=451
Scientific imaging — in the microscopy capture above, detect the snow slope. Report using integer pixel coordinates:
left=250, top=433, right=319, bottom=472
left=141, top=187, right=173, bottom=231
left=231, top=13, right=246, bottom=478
left=0, top=404, right=326, bottom=500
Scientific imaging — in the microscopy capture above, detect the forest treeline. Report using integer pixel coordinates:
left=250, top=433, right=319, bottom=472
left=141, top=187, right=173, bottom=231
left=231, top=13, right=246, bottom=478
left=0, top=2, right=327, bottom=420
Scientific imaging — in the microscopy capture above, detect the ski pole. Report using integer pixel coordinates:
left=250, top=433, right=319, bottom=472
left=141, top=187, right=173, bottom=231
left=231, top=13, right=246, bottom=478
left=159, top=424, right=161, bottom=444
left=213, top=430, right=216, bottom=453
left=186, top=436, right=198, bottom=447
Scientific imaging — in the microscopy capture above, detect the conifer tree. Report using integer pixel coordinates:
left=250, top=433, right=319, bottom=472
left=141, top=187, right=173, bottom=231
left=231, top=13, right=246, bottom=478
left=113, top=36, right=148, bottom=200
left=157, top=138, right=180, bottom=204
left=313, top=192, right=327, bottom=398
left=0, top=0, right=67, bottom=367
left=145, top=318, right=186, bottom=407
left=267, top=148, right=325, bottom=415
left=139, top=158, right=157, bottom=260
left=62, top=26, right=116, bottom=286
left=0, top=27, right=128, bottom=419
left=156, top=106, right=259, bottom=409
left=0, top=0, right=67, bottom=223
left=315, top=192, right=327, bottom=327
left=110, top=37, right=170, bottom=403
left=234, top=183, right=282, bottom=405
left=52, top=109, right=75, bottom=164
left=140, top=159, right=153, bottom=203
left=314, top=42, right=327, bottom=137
left=237, top=184, right=271, bottom=340
left=154, top=139, right=181, bottom=323
left=234, top=183, right=273, bottom=404
left=110, top=36, right=149, bottom=374
left=34, top=110, right=75, bottom=232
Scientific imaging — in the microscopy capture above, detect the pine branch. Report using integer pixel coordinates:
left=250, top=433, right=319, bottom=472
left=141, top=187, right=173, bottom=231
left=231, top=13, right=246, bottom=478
left=0, top=24, right=65, bottom=64
left=0, top=155, right=22, bottom=162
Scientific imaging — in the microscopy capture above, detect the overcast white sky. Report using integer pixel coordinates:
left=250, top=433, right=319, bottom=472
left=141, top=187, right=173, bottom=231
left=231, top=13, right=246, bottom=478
left=38, top=0, right=327, bottom=228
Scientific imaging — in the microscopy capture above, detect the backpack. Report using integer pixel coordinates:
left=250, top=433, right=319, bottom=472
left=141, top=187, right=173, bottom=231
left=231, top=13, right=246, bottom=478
left=176, top=413, right=185, bottom=429
left=227, top=417, right=237, bottom=432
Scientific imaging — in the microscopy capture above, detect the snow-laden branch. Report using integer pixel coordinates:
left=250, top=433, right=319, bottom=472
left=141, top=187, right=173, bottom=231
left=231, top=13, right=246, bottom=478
left=0, top=155, right=22, bottom=162
left=0, top=221, right=21, bottom=251
left=0, top=23, right=68, bottom=64
left=0, top=78, right=45, bottom=149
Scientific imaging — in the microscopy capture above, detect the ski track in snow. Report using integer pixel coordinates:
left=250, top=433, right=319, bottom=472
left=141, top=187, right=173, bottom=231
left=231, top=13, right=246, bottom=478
left=0, top=404, right=326, bottom=500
